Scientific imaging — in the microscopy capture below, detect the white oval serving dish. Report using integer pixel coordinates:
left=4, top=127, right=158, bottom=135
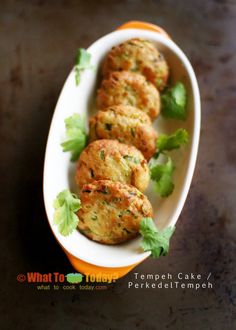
left=43, top=26, right=200, bottom=271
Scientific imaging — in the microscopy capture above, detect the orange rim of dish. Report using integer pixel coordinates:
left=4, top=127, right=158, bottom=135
left=117, top=20, right=171, bottom=39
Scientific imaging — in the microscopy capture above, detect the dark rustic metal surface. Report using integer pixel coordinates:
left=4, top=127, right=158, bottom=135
left=1, top=1, right=236, bottom=329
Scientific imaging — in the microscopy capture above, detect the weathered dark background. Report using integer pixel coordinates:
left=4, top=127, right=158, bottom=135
left=1, top=0, right=236, bottom=329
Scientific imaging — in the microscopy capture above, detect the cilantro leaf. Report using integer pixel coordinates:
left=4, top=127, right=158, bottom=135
left=53, top=190, right=81, bottom=236
left=139, top=217, right=175, bottom=257
left=61, top=113, right=87, bottom=161
left=157, top=128, right=189, bottom=153
left=161, top=82, right=187, bottom=120
left=75, top=48, right=93, bottom=86
left=150, top=157, right=174, bottom=197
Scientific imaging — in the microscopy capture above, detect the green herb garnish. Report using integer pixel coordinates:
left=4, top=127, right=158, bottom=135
left=112, top=197, right=122, bottom=203
left=75, top=48, right=93, bottom=86
left=157, top=128, right=189, bottom=153
left=156, top=78, right=163, bottom=88
left=161, top=82, right=187, bottom=120
left=140, top=218, right=175, bottom=257
left=131, top=127, right=136, bottom=138
left=61, top=113, right=87, bottom=162
left=101, top=200, right=110, bottom=205
left=53, top=190, right=81, bottom=236
left=100, top=150, right=105, bottom=160
left=150, top=128, right=189, bottom=196
left=123, top=155, right=140, bottom=164
left=150, top=157, right=174, bottom=197
left=119, top=209, right=131, bottom=217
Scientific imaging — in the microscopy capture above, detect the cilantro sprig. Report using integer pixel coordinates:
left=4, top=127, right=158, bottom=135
left=74, top=48, right=93, bottom=86
left=161, top=82, right=187, bottom=120
left=150, top=156, right=174, bottom=197
left=157, top=128, right=189, bottom=153
left=140, top=218, right=175, bottom=257
left=53, top=190, right=81, bottom=236
left=61, top=113, right=87, bottom=162
left=150, top=128, right=189, bottom=197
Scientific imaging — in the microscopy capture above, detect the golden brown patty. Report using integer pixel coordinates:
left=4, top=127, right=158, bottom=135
left=89, top=105, right=157, bottom=159
left=96, top=71, right=160, bottom=120
left=77, top=180, right=153, bottom=244
left=102, top=38, right=169, bottom=91
left=76, top=139, right=150, bottom=192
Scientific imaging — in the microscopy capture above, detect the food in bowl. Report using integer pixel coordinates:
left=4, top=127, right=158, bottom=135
left=89, top=105, right=157, bottom=159
left=51, top=34, right=192, bottom=257
left=102, top=38, right=169, bottom=91
left=77, top=180, right=153, bottom=244
left=75, top=139, right=150, bottom=192
left=96, top=71, right=160, bottom=120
